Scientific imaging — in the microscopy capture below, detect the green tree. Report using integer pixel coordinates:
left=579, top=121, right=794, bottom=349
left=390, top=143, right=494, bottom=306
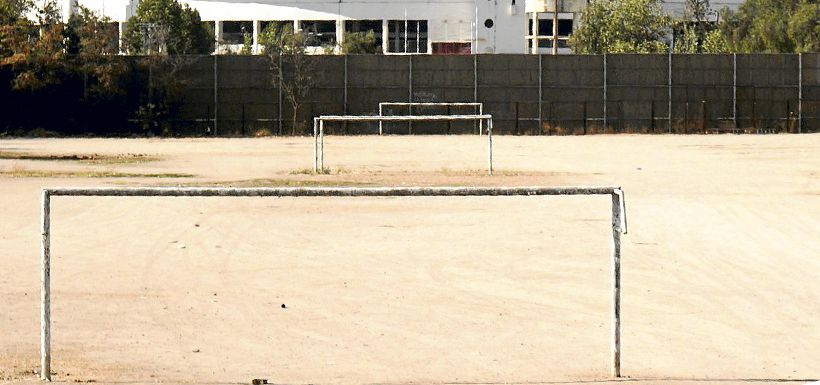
left=718, top=0, right=818, bottom=53
left=122, top=0, right=212, bottom=55
left=341, top=31, right=379, bottom=54
left=260, top=23, right=319, bottom=135
left=239, top=32, right=253, bottom=54
left=673, top=0, right=720, bottom=53
left=569, top=0, right=671, bottom=54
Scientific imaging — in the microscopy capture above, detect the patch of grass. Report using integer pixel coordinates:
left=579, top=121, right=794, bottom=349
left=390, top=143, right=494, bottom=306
left=164, top=178, right=371, bottom=188
left=289, top=167, right=350, bottom=175
left=0, top=151, right=159, bottom=164
left=0, top=167, right=193, bottom=178
left=437, top=167, right=526, bottom=176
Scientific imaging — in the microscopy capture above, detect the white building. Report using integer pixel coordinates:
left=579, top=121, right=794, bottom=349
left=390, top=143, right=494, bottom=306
left=61, top=0, right=745, bottom=55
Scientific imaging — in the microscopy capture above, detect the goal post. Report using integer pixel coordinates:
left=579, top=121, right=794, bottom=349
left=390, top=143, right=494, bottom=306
left=378, top=102, right=485, bottom=135
left=313, top=114, right=494, bottom=175
left=40, top=186, right=627, bottom=382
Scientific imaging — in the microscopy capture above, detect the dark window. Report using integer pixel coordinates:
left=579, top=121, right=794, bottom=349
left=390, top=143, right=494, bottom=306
left=536, top=19, right=573, bottom=37
left=538, top=20, right=553, bottom=36
left=387, top=20, right=428, bottom=53
left=300, top=20, right=336, bottom=47
left=344, top=20, right=383, bottom=48
left=222, top=21, right=253, bottom=44
left=558, top=19, right=573, bottom=36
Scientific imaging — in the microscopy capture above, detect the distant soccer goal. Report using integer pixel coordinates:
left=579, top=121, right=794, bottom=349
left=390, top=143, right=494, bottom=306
left=39, top=186, right=627, bottom=381
left=313, top=114, right=494, bottom=175
left=378, top=102, right=485, bottom=135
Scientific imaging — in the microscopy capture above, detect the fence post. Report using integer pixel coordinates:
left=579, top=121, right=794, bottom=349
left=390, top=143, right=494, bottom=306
left=733, top=53, right=738, bottom=130
left=343, top=54, right=348, bottom=134
left=798, top=53, right=803, bottom=134
left=684, top=100, right=689, bottom=134
left=447, top=105, right=452, bottom=134
left=408, top=55, right=413, bottom=135
left=603, top=54, right=607, bottom=131
left=278, top=55, right=283, bottom=135
left=538, top=53, right=543, bottom=135
left=701, top=100, right=707, bottom=132
left=583, top=101, right=588, bottom=135
left=752, top=87, right=757, bottom=131
left=474, top=54, right=479, bottom=134
left=213, top=55, right=218, bottom=136
left=668, top=52, right=672, bottom=134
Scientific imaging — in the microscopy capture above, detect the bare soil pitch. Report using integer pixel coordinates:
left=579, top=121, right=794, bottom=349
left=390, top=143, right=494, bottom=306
left=1, top=135, right=818, bottom=385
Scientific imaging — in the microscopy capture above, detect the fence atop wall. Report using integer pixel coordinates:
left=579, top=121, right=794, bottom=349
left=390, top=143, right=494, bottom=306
left=2, top=54, right=819, bottom=135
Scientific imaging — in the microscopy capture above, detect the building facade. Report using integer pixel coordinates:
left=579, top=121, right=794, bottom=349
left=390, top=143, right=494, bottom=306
left=62, top=0, right=745, bottom=55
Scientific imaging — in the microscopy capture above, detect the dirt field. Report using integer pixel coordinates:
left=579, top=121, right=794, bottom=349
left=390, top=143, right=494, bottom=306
left=1, top=135, right=819, bottom=385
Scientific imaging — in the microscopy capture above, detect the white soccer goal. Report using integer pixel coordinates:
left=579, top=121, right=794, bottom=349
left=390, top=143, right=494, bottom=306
left=378, top=102, right=485, bottom=135
left=39, top=186, right=627, bottom=382
left=313, top=114, right=494, bottom=175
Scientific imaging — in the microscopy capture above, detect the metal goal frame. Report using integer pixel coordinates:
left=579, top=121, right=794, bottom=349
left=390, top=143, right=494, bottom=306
left=39, top=186, right=627, bottom=381
left=313, top=114, right=494, bottom=175
left=377, top=102, right=485, bottom=135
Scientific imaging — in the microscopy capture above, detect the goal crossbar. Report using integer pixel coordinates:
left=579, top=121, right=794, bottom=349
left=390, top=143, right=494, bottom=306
left=377, top=103, right=484, bottom=136
left=313, top=115, right=494, bottom=175
left=39, top=185, right=627, bottom=381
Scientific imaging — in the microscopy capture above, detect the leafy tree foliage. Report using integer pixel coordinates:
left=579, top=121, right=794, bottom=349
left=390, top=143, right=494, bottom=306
left=718, top=0, right=819, bottom=53
left=0, top=0, right=67, bottom=90
left=260, top=23, right=319, bottom=135
left=67, top=6, right=128, bottom=98
left=569, top=0, right=671, bottom=54
left=122, top=0, right=212, bottom=55
left=341, top=31, right=379, bottom=54
left=673, top=0, right=723, bottom=53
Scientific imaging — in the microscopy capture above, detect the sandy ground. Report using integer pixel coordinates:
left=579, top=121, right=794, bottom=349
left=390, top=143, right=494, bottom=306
left=0, top=135, right=819, bottom=385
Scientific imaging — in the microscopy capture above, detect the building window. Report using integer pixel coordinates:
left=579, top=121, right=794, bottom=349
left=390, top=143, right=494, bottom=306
left=300, top=20, right=336, bottom=47
left=387, top=20, right=428, bottom=53
left=526, top=14, right=573, bottom=53
left=344, top=20, right=383, bottom=48
left=529, top=19, right=573, bottom=37
left=222, top=21, right=253, bottom=45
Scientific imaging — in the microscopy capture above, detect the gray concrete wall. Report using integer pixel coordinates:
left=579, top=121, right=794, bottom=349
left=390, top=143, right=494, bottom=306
left=171, top=53, right=820, bottom=135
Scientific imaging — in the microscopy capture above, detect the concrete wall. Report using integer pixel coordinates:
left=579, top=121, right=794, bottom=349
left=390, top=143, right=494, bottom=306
left=3, top=54, right=818, bottom=136
left=170, top=53, right=819, bottom=136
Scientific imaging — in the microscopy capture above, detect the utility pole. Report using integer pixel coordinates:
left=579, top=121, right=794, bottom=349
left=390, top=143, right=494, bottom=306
left=552, top=0, right=558, bottom=55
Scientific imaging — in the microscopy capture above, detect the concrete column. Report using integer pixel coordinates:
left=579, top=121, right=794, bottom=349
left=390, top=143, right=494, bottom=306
left=294, top=20, right=300, bottom=32
left=531, top=12, right=538, bottom=54
left=252, top=20, right=261, bottom=54
left=214, top=21, right=223, bottom=54
left=118, top=22, right=125, bottom=54
left=382, top=19, right=389, bottom=54
left=336, top=19, right=344, bottom=54
left=62, top=0, right=75, bottom=22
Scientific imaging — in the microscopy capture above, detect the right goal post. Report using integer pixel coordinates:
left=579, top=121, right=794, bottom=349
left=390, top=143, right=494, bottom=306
left=39, top=185, right=627, bottom=381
